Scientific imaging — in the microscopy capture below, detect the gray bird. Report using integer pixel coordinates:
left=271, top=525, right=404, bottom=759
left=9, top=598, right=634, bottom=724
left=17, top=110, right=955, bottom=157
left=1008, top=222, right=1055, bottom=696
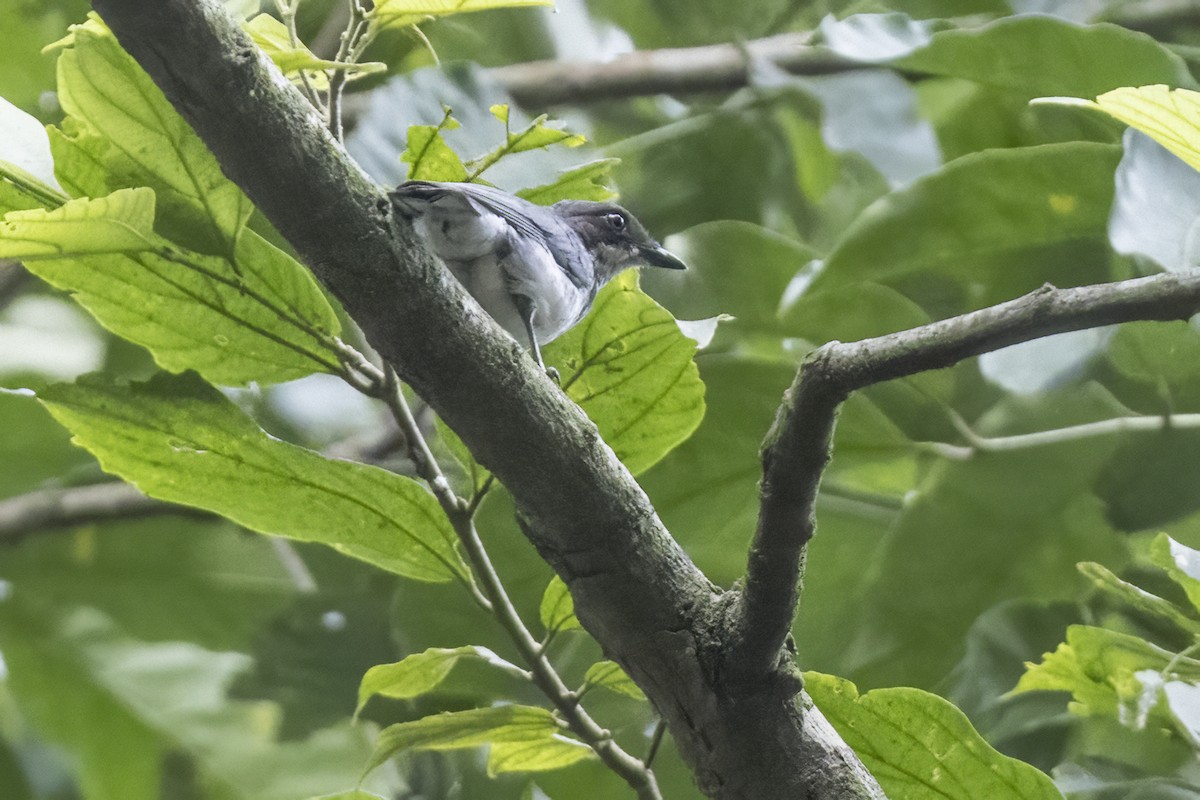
left=390, top=180, right=686, bottom=371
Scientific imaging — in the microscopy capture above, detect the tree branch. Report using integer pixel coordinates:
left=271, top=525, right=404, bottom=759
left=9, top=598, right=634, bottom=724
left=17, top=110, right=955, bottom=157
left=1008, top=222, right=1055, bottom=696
left=491, top=33, right=867, bottom=108
left=87, top=2, right=883, bottom=797
left=737, top=274, right=1200, bottom=678
left=0, top=482, right=206, bottom=541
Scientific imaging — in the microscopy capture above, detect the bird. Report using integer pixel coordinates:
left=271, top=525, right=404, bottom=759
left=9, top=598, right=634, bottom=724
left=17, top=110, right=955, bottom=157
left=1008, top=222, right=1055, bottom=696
left=390, top=180, right=687, bottom=373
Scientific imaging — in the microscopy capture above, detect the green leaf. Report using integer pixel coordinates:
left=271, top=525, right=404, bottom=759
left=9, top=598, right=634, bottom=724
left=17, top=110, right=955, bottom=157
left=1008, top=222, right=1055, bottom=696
left=47, top=117, right=114, bottom=200
left=815, top=143, right=1121, bottom=301
left=18, top=207, right=341, bottom=385
left=640, top=221, right=815, bottom=335
left=546, top=271, right=706, bottom=476
left=1151, top=534, right=1200, bottom=617
left=806, top=671, right=1063, bottom=800
left=0, top=606, right=404, bottom=800
left=246, top=14, right=385, bottom=82
left=1082, top=85, right=1200, bottom=176
left=539, top=574, right=580, bottom=635
left=56, top=23, right=252, bottom=256
left=897, top=17, right=1194, bottom=97
left=1077, top=561, right=1200, bottom=637
left=357, top=646, right=527, bottom=714
left=402, top=116, right=468, bottom=182
left=38, top=372, right=469, bottom=583
left=582, top=661, right=645, bottom=701
left=1015, top=625, right=1200, bottom=722
left=516, top=159, right=619, bottom=205
left=371, top=0, right=554, bottom=31
left=366, top=705, right=592, bottom=776
left=0, top=188, right=156, bottom=257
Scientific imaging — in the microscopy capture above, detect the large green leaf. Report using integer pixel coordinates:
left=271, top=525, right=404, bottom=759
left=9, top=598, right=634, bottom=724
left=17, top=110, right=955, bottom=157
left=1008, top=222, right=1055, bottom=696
left=9, top=191, right=342, bottom=385
left=546, top=271, right=705, bottom=476
left=38, top=372, right=469, bottom=583
left=806, top=672, right=1063, bottom=800
left=898, top=17, right=1195, bottom=97
left=56, top=21, right=251, bottom=256
left=815, top=143, right=1121, bottom=303
left=366, top=705, right=593, bottom=776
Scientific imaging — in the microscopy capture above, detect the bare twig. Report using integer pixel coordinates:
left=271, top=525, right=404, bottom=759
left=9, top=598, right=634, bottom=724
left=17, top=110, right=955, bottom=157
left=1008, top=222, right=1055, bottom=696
left=737, top=274, right=1200, bottom=679
left=362, top=358, right=662, bottom=799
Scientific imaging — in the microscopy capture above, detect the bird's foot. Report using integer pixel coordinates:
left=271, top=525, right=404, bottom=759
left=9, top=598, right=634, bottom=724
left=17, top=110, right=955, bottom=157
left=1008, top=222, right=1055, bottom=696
left=545, top=366, right=561, bottom=384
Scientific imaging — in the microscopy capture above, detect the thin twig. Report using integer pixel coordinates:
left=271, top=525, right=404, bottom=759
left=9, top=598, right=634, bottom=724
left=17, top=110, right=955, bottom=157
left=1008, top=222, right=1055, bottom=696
left=273, top=0, right=323, bottom=110
left=737, top=274, right=1200, bottom=680
left=343, top=348, right=662, bottom=799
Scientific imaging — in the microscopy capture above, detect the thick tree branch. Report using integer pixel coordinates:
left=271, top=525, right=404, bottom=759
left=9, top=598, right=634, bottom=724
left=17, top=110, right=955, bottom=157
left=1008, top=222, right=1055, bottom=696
left=737, top=274, right=1200, bottom=677
left=87, top=2, right=882, bottom=797
left=491, top=33, right=867, bottom=107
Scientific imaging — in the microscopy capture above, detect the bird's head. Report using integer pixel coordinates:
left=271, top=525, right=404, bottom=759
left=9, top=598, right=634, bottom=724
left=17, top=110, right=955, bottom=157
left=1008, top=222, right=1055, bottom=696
left=553, top=200, right=687, bottom=282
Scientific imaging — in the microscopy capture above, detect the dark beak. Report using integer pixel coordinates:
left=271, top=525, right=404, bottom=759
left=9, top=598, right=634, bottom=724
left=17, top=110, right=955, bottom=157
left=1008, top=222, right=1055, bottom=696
left=640, top=244, right=687, bottom=270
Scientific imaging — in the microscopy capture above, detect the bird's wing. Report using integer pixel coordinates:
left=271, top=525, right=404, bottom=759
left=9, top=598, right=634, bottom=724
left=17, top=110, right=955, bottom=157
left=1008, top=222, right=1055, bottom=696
left=391, top=181, right=549, bottom=247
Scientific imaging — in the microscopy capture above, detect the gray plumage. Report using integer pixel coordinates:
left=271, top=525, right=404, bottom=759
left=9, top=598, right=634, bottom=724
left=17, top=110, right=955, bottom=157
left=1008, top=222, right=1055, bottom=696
left=390, top=180, right=686, bottom=369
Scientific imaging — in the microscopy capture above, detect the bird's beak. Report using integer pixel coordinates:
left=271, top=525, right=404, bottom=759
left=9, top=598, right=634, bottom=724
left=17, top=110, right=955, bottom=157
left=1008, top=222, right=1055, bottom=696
left=640, top=244, right=687, bottom=270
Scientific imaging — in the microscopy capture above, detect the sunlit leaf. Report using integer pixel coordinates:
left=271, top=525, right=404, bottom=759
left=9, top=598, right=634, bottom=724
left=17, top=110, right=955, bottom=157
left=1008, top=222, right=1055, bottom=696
left=357, top=646, right=526, bottom=714
left=539, top=575, right=580, bottom=635
left=0, top=188, right=156, bottom=257
left=547, top=271, right=705, bottom=476
left=807, top=671, right=1063, bottom=800
left=582, top=661, right=645, bottom=701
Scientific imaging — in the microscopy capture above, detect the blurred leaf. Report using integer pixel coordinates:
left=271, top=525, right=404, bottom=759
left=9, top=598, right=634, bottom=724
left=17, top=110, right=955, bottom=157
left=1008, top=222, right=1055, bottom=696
left=899, top=16, right=1194, bottom=96
left=582, top=661, right=645, bottom=701
left=0, top=389, right=94, bottom=498
left=1151, top=534, right=1200, bottom=616
left=1107, top=322, right=1200, bottom=385
left=517, top=159, right=618, bottom=205
left=819, top=13, right=938, bottom=63
left=781, top=281, right=930, bottom=343
left=371, top=0, right=554, bottom=31
left=806, top=671, right=1063, bottom=800
left=848, top=385, right=1131, bottom=688
left=1077, top=561, right=1200, bottom=636
left=547, top=271, right=705, bottom=476
left=0, top=606, right=404, bottom=799
left=816, top=143, right=1121, bottom=302
left=366, top=705, right=593, bottom=776
left=642, top=221, right=815, bottom=334
left=357, top=646, right=526, bottom=714
left=57, top=23, right=252, bottom=256
left=1096, top=428, right=1200, bottom=532
left=539, top=574, right=580, bottom=635
left=38, top=372, right=470, bottom=583
left=1108, top=129, right=1200, bottom=273
left=0, top=94, right=60, bottom=190
left=798, top=70, right=942, bottom=188
left=979, top=328, right=1114, bottom=396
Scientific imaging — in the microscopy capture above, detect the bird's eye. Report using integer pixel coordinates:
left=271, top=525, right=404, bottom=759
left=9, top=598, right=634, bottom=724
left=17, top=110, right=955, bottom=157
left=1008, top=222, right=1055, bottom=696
left=606, top=213, right=626, bottom=231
